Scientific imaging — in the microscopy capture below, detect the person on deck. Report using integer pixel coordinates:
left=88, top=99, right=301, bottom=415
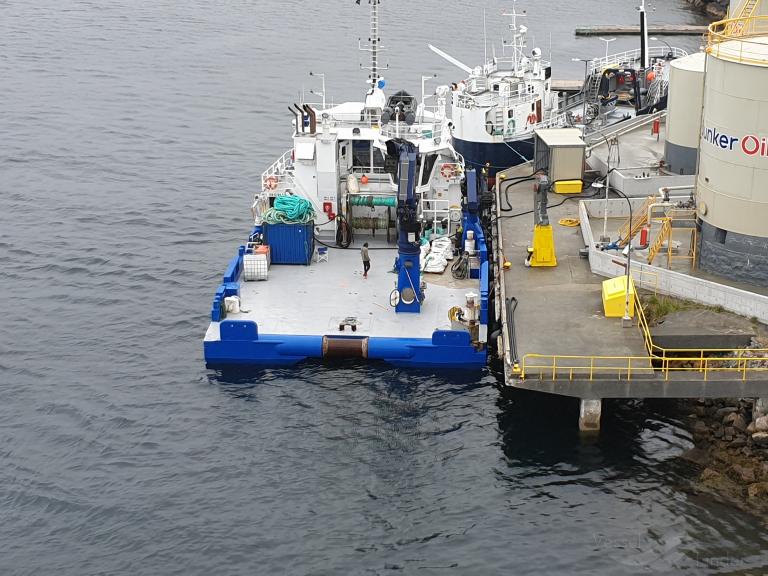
left=361, top=242, right=370, bottom=278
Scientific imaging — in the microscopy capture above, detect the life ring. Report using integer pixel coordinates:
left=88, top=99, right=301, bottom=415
left=440, top=163, right=457, bottom=179
left=265, top=176, right=278, bottom=190
left=527, top=113, right=537, bottom=125
left=506, top=118, right=516, bottom=135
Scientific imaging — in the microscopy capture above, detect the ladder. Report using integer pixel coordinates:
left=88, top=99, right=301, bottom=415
left=647, top=218, right=672, bottom=266
left=726, top=0, right=761, bottom=36
left=494, top=108, right=505, bottom=135
left=618, top=196, right=655, bottom=247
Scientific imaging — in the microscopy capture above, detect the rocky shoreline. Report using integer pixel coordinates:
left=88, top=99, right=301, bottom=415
left=683, top=396, right=768, bottom=515
left=684, top=0, right=726, bottom=19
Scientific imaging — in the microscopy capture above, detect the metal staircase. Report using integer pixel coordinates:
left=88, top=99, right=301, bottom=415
left=647, top=218, right=672, bottom=265
left=618, top=196, right=655, bottom=247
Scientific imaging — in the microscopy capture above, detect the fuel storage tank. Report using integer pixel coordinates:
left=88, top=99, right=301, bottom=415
left=664, top=52, right=705, bottom=175
left=697, top=18, right=768, bottom=283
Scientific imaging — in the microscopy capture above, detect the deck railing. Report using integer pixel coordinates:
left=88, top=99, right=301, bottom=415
left=587, top=46, right=689, bottom=75
left=516, top=290, right=768, bottom=382
left=707, top=16, right=768, bottom=65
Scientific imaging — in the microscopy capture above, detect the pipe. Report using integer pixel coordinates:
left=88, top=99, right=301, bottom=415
left=303, top=104, right=317, bottom=135
left=288, top=106, right=301, bottom=134
left=292, top=104, right=305, bottom=133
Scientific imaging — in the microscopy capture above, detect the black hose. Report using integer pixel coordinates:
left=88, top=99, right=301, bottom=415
left=506, top=297, right=519, bottom=367
left=451, top=251, right=469, bottom=279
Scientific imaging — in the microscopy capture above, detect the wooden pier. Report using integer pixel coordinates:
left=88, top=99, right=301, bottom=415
left=575, top=24, right=707, bottom=36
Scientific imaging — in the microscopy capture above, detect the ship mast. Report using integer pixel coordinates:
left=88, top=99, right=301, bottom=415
left=359, top=0, right=388, bottom=86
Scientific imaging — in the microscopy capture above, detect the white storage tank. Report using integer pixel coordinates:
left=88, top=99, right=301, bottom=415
left=697, top=20, right=768, bottom=283
left=664, top=52, right=705, bottom=175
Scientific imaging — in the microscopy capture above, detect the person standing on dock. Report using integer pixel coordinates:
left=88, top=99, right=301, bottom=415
left=361, top=242, right=370, bottom=278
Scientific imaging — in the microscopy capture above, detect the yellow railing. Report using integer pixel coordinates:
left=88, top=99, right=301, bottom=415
left=707, top=16, right=768, bottom=65
left=518, top=290, right=768, bottom=382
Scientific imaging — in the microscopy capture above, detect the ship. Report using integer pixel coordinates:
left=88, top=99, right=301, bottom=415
left=203, top=0, right=493, bottom=368
left=429, top=0, right=685, bottom=180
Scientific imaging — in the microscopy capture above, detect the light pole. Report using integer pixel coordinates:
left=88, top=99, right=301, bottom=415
left=309, top=71, right=326, bottom=109
left=599, top=37, right=616, bottom=60
left=650, top=37, right=673, bottom=58
left=572, top=57, right=595, bottom=132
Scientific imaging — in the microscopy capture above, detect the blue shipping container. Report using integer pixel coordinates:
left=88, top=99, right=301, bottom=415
left=263, top=222, right=315, bottom=265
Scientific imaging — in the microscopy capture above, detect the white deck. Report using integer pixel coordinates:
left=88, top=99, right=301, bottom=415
left=205, top=243, right=478, bottom=340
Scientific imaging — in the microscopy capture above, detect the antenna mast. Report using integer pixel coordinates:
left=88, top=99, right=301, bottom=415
left=359, top=0, right=388, bottom=86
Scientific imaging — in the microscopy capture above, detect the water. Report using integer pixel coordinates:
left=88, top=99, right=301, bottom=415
left=1, top=1, right=766, bottom=574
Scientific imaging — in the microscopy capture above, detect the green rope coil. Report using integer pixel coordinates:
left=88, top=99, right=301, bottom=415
left=263, top=195, right=316, bottom=224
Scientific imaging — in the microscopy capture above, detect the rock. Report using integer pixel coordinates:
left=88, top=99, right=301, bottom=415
left=693, top=420, right=709, bottom=435
left=747, top=422, right=757, bottom=435
left=729, top=464, right=757, bottom=484
left=730, top=438, right=747, bottom=449
left=716, top=406, right=738, bottom=419
left=701, top=468, right=722, bottom=482
left=714, top=426, right=724, bottom=439
left=752, top=432, right=768, bottom=447
left=733, top=414, right=747, bottom=432
left=747, top=482, right=768, bottom=500
left=755, top=416, right=768, bottom=432
left=680, top=447, right=709, bottom=465
left=695, top=405, right=707, bottom=418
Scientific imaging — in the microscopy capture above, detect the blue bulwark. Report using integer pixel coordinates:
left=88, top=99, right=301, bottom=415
left=205, top=326, right=486, bottom=368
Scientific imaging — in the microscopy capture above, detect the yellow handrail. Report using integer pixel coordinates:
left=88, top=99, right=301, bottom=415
left=518, top=290, right=768, bottom=382
left=707, top=16, right=768, bottom=65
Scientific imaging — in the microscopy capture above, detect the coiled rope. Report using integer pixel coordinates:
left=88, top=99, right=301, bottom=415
left=263, top=196, right=316, bottom=224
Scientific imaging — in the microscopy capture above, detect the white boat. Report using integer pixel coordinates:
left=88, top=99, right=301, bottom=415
left=572, top=0, right=688, bottom=130
left=203, top=0, right=491, bottom=368
left=429, top=3, right=567, bottom=179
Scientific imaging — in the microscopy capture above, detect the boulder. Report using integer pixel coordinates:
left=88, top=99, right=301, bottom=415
left=701, top=468, right=722, bottom=482
left=728, top=464, right=756, bottom=484
left=755, top=416, right=768, bottom=432
left=747, top=482, right=768, bottom=500
left=715, top=406, right=738, bottom=419
left=752, top=432, right=768, bottom=447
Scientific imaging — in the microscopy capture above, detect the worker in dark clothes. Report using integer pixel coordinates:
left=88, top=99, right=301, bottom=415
left=361, top=242, right=370, bottom=278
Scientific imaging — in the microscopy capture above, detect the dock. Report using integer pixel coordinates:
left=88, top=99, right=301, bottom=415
left=575, top=24, right=707, bottom=36
left=492, top=162, right=768, bottom=432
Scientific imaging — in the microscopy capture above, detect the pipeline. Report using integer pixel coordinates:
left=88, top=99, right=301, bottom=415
left=349, top=195, right=397, bottom=207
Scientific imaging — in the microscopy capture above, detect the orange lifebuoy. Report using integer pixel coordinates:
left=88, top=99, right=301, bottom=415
left=527, top=113, right=537, bottom=125
left=265, top=176, right=278, bottom=190
left=440, top=163, right=457, bottom=179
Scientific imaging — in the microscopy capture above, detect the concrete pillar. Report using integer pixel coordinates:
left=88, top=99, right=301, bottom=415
left=579, top=399, right=602, bottom=433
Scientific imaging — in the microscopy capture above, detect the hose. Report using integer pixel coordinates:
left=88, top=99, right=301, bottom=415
left=451, top=251, right=470, bottom=279
left=506, top=297, right=519, bottom=368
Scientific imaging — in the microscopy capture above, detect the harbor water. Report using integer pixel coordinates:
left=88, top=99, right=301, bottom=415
left=2, top=0, right=766, bottom=573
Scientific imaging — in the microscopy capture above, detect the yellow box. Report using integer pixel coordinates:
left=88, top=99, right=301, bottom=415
left=553, top=180, right=583, bottom=194
left=602, top=276, right=635, bottom=318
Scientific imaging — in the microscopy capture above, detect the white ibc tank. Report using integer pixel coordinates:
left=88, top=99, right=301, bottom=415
left=698, top=41, right=768, bottom=238
left=664, top=52, right=705, bottom=175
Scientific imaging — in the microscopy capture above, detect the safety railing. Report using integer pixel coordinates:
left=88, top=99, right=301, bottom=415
left=518, top=289, right=768, bottom=382
left=707, top=16, right=768, bottom=65
left=261, top=149, right=294, bottom=192
left=587, top=47, right=689, bottom=75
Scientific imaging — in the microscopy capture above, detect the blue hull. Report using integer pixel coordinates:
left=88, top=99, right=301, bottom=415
left=453, top=137, right=534, bottom=177
left=205, top=325, right=487, bottom=369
